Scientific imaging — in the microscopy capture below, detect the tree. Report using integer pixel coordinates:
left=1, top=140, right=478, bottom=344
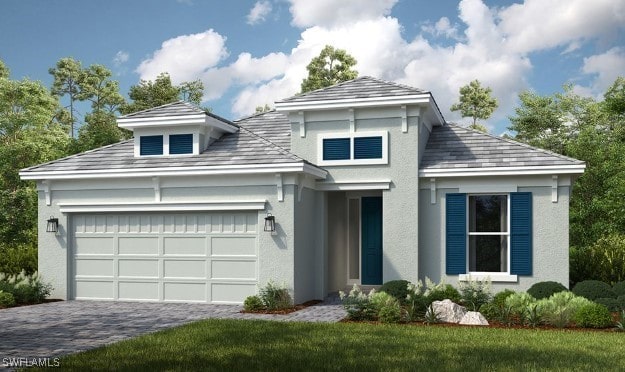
left=300, top=45, right=358, bottom=93
left=0, top=60, right=8, bottom=79
left=179, top=79, right=204, bottom=106
left=49, top=57, right=84, bottom=137
left=450, top=80, right=498, bottom=132
left=255, top=104, right=272, bottom=114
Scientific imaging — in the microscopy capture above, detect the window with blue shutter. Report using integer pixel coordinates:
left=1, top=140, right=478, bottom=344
left=169, top=134, right=193, bottom=155
left=140, top=135, right=163, bottom=156
left=354, top=136, right=383, bottom=159
left=322, top=138, right=350, bottom=160
left=446, top=193, right=467, bottom=275
left=510, top=192, right=532, bottom=275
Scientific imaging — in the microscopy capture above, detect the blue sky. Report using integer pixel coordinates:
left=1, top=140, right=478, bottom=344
left=1, top=0, right=624, bottom=134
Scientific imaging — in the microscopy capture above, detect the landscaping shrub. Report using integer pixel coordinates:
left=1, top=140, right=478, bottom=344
left=618, top=295, right=625, bottom=309
left=492, top=290, right=516, bottom=307
left=339, top=285, right=377, bottom=321
left=243, top=295, right=264, bottom=312
left=0, top=244, right=37, bottom=276
left=538, top=291, right=592, bottom=328
left=379, top=280, right=410, bottom=303
left=0, top=290, right=15, bottom=308
left=478, top=302, right=500, bottom=320
left=573, top=303, right=613, bottom=328
left=479, top=290, right=516, bottom=322
left=505, top=292, right=537, bottom=325
left=572, top=280, right=616, bottom=301
left=0, top=271, right=52, bottom=304
left=594, top=297, right=622, bottom=312
left=613, top=281, right=625, bottom=296
left=258, top=281, right=291, bottom=311
left=458, top=276, right=492, bottom=311
left=406, top=280, right=428, bottom=321
left=425, top=279, right=461, bottom=304
left=377, top=299, right=402, bottom=324
left=527, top=281, right=567, bottom=300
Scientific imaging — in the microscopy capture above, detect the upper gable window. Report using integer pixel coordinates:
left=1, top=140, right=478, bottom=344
left=318, top=132, right=388, bottom=166
left=140, top=135, right=163, bottom=156
left=169, top=134, right=193, bottom=155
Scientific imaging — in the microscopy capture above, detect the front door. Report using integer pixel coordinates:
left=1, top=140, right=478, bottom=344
left=361, top=196, right=382, bottom=285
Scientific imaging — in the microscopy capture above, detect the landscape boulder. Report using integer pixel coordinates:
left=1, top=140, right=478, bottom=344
left=430, top=299, right=467, bottom=323
left=459, top=311, right=489, bottom=326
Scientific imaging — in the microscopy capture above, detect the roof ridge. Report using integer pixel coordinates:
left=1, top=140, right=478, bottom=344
left=360, top=75, right=428, bottom=93
left=119, top=100, right=189, bottom=118
left=446, top=123, right=584, bottom=164
left=233, top=109, right=277, bottom=123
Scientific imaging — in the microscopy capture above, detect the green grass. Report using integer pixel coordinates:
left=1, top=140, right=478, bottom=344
left=57, top=320, right=625, bottom=371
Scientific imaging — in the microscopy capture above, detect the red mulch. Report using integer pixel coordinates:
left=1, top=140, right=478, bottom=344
left=241, top=300, right=323, bottom=315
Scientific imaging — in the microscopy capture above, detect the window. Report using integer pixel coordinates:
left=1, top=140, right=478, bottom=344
left=318, top=132, right=387, bottom=165
left=140, top=135, right=163, bottom=156
left=169, top=134, right=193, bottom=155
left=468, top=195, right=508, bottom=273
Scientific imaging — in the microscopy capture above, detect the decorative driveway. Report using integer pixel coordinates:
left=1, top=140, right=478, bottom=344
left=0, top=299, right=345, bottom=367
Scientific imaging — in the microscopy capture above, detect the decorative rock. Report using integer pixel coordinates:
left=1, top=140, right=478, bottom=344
left=459, top=311, right=489, bottom=326
left=430, top=299, right=467, bottom=323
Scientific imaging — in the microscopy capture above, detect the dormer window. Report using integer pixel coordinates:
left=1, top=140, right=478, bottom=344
left=140, top=135, right=163, bottom=156
left=169, top=134, right=193, bottom=155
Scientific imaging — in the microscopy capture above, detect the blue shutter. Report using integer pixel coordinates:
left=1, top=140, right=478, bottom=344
left=170, top=134, right=193, bottom=154
left=323, top=138, right=350, bottom=160
left=140, top=135, right=163, bottom=155
left=446, top=193, right=467, bottom=275
left=354, top=136, right=382, bottom=159
left=510, top=192, right=532, bottom=275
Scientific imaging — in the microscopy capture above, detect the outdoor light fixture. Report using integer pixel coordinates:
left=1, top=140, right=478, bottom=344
left=264, top=213, right=275, bottom=232
left=46, top=216, right=59, bottom=233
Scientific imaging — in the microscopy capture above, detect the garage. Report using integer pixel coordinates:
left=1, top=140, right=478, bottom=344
left=71, top=212, right=258, bottom=304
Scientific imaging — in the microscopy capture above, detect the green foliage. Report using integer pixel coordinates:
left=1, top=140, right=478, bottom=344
left=618, top=295, right=625, bottom=310
left=537, top=291, right=592, bottom=328
left=478, top=302, right=500, bottom=321
left=243, top=295, right=264, bottom=312
left=49, top=57, right=83, bottom=137
left=405, top=280, right=428, bottom=321
left=379, top=280, right=410, bottom=304
left=257, top=281, right=291, bottom=311
left=492, top=289, right=516, bottom=307
left=505, top=292, right=537, bottom=325
left=458, top=276, right=492, bottom=311
left=525, top=303, right=542, bottom=328
left=479, top=290, right=515, bottom=322
left=179, top=79, right=204, bottom=105
left=616, top=310, right=625, bottom=331
left=0, top=290, right=15, bottom=307
left=424, top=278, right=461, bottom=304
left=0, top=271, right=52, bottom=304
left=371, top=292, right=402, bottom=323
left=450, top=80, right=498, bottom=128
left=614, top=281, right=625, bottom=296
left=573, top=234, right=625, bottom=285
left=0, top=244, right=37, bottom=275
left=255, top=104, right=272, bottom=114
left=572, top=280, right=616, bottom=300
left=423, top=304, right=441, bottom=325
left=527, top=281, right=568, bottom=300
left=594, top=297, right=622, bottom=312
left=339, top=285, right=378, bottom=321
left=573, top=303, right=613, bottom=328
left=300, top=45, right=358, bottom=93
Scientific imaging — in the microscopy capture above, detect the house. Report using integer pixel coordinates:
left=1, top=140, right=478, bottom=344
left=19, top=76, right=585, bottom=304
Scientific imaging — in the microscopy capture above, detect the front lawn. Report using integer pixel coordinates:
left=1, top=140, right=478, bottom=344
left=58, top=319, right=624, bottom=371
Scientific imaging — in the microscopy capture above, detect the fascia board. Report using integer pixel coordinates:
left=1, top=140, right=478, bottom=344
left=275, top=95, right=431, bottom=111
left=419, top=164, right=586, bottom=178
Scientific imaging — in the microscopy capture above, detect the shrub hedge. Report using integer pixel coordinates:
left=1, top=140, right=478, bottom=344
left=573, top=303, right=614, bottom=328
left=527, top=281, right=567, bottom=299
left=379, top=280, right=410, bottom=303
left=572, top=280, right=616, bottom=301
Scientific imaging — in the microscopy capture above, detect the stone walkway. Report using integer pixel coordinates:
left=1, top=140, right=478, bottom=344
left=0, top=297, right=345, bottom=368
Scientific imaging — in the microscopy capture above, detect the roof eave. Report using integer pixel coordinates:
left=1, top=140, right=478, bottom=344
left=418, top=164, right=586, bottom=178
left=117, top=114, right=238, bottom=133
left=275, top=94, right=432, bottom=111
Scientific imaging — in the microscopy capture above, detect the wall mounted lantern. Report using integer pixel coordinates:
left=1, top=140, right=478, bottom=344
left=46, top=216, right=59, bottom=233
left=264, top=213, right=275, bottom=232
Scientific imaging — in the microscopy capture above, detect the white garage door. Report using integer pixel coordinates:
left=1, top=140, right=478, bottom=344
left=71, top=212, right=258, bottom=304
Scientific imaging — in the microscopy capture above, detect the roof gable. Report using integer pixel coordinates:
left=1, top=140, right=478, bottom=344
left=235, top=110, right=291, bottom=151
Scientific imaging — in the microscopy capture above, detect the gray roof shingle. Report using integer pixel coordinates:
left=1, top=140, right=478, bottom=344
left=277, top=76, right=428, bottom=103
left=236, top=110, right=291, bottom=151
left=120, top=101, right=237, bottom=126
left=420, top=124, right=585, bottom=170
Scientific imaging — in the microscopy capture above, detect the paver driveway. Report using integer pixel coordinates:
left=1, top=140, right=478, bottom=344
left=0, top=299, right=345, bottom=366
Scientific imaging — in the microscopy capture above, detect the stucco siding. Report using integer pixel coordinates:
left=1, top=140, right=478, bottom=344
left=294, top=187, right=322, bottom=302
left=327, top=192, right=347, bottom=292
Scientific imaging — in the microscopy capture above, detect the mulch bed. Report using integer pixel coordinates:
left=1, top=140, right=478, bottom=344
left=0, top=298, right=63, bottom=310
left=241, top=300, right=323, bottom=315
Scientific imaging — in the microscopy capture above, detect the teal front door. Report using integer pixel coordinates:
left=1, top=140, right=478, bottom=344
left=361, top=196, right=382, bottom=285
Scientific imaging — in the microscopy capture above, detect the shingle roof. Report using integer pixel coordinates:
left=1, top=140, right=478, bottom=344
left=236, top=110, right=291, bottom=150
left=21, top=127, right=303, bottom=174
left=120, top=101, right=237, bottom=126
left=420, top=124, right=585, bottom=169
left=277, top=76, right=428, bottom=103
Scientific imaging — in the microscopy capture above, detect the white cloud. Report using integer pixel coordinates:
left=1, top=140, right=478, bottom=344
left=137, top=29, right=228, bottom=83
left=288, top=0, right=398, bottom=28
left=247, top=1, right=272, bottom=25
left=581, top=47, right=625, bottom=93
left=113, top=50, right=129, bottom=67
left=421, top=17, right=460, bottom=40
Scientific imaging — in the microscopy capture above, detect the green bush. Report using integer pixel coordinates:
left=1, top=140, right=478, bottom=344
left=339, top=285, right=377, bottom=321
left=0, top=244, right=37, bottom=276
left=573, top=303, right=614, bottom=328
left=0, top=290, right=15, bottom=307
left=613, top=281, right=625, bottom=296
left=478, top=302, right=500, bottom=320
left=379, top=280, right=410, bottom=303
left=537, top=291, right=593, bottom=328
left=377, top=299, right=402, bottom=324
left=243, top=295, right=264, bottom=312
left=617, top=295, right=625, bottom=310
left=572, top=280, right=616, bottom=301
left=492, top=290, right=516, bottom=307
left=406, top=281, right=428, bottom=321
left=258, top=281, right=291, bottom=311
left=505, top=292, right=537, bottom=325
left=527, top=281, right=568, bottom=300
left=0, top=271, right=51, bottom=304
left=426, top=284, right=461, bottom=304
left=594, top=297, right=622, bottom=312
left=479, top=290, right=515, bottom=322
left=458, top=277, right=492, bottom=311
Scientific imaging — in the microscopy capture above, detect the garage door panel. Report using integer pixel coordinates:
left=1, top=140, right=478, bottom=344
left=118, top=259, right=159, bottom=278
left=163, top=237, right=206, bottom=255
left=75, top=259, right=114, bottom=277
left=212, top=283, right=256, bottom=303
left=75, top=281, right=114, bottom=299
left=211, top=237, right=256, bottom=256
left=118, top=237, right=159, bottom=255
left=211, top=260, right=256, bottom=279
left=164, top=260, right=206, bottom=279
left=118, top=281, right=159, bottom=301
left=74, top=237, right=114, bottom=255
left=164, top=282, right=206, bottom=302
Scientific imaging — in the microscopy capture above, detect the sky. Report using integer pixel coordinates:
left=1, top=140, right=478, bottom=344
left=1, top=0, right=624, bottom=134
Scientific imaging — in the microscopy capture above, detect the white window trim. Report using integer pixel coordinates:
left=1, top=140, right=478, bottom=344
left=317, top=131, right=388, bottom=166
left=466, top=193, right=512, bottom=277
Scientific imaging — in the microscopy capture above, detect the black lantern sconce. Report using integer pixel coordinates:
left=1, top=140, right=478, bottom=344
left=264, top=213, right=275, bottom=232
left=46, top=216, right=59, bottom=233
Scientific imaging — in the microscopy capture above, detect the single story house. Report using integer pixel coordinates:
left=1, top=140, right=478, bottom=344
left=20, top=76, right=585, bottom=304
